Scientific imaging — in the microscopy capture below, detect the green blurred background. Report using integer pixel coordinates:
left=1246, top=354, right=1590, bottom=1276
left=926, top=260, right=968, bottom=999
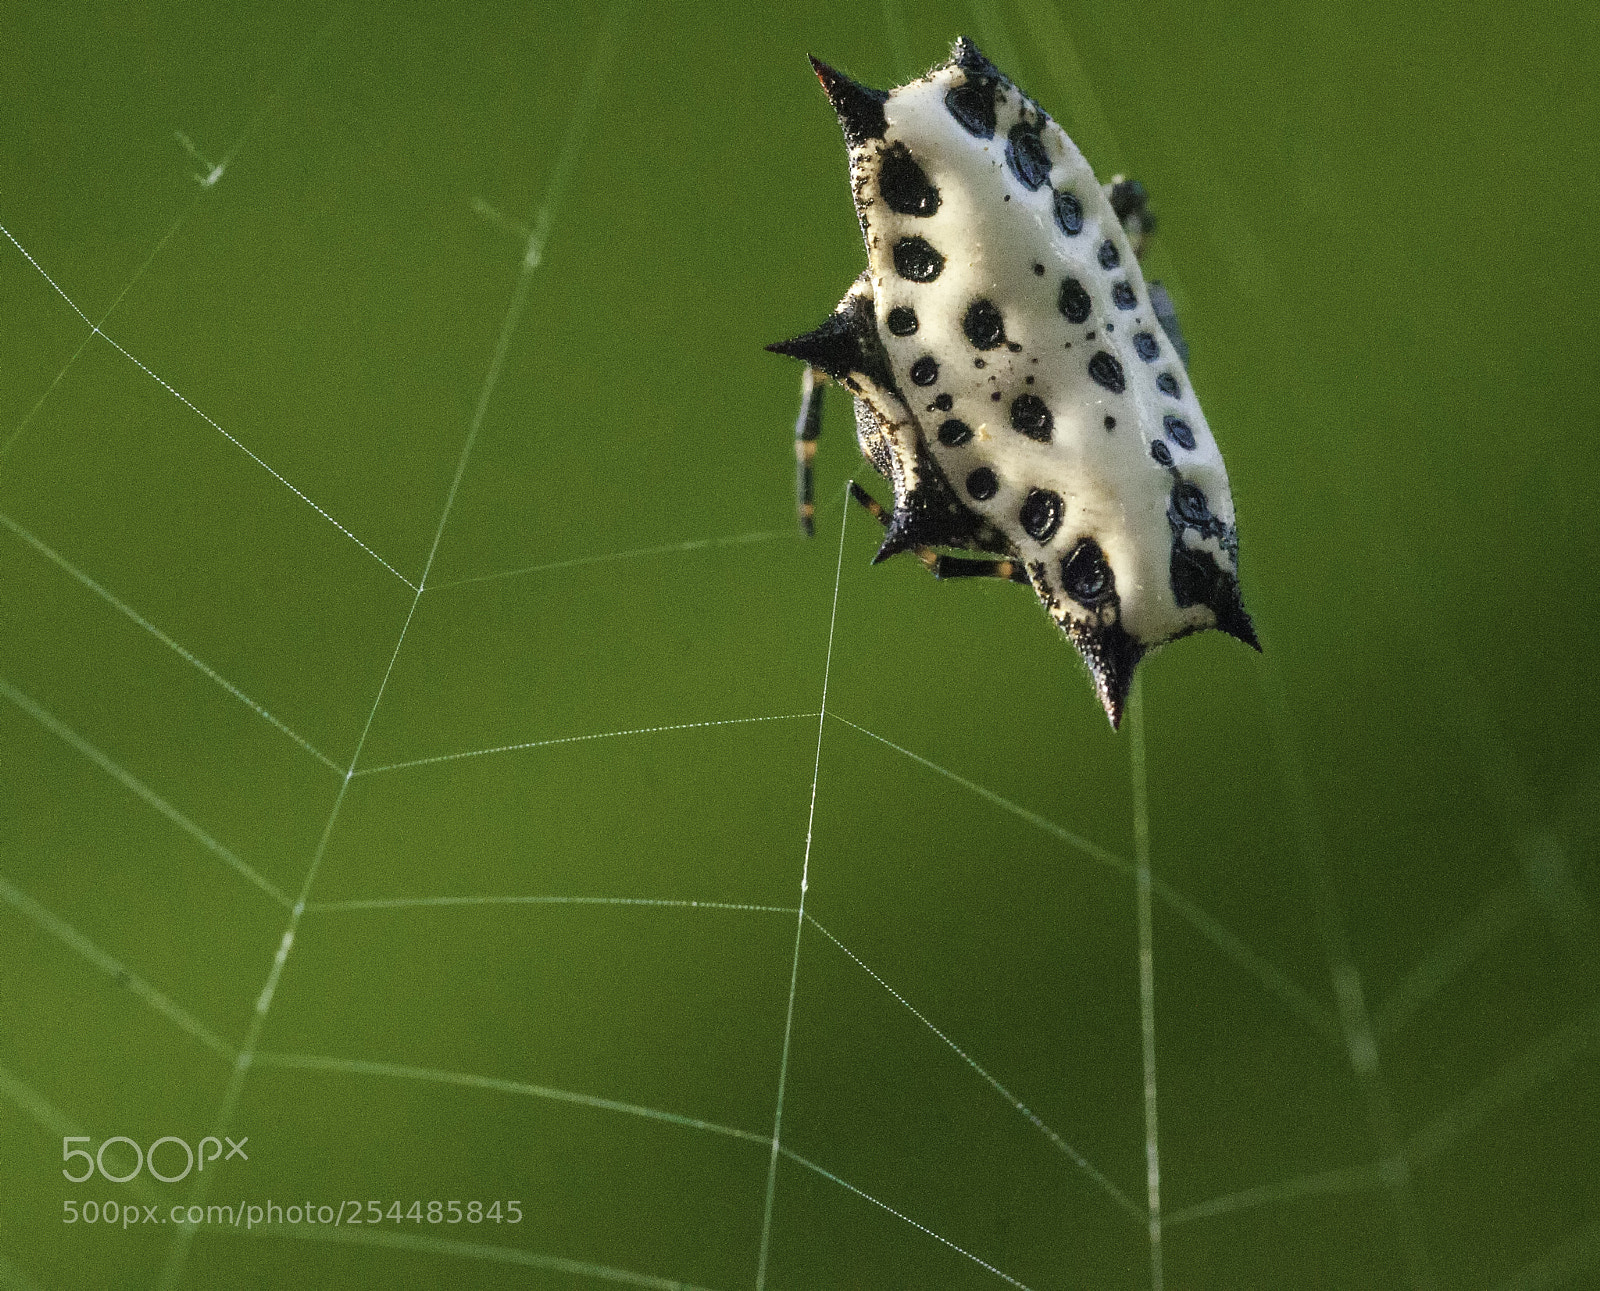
left=2, top=1, right=1596, bottom=1287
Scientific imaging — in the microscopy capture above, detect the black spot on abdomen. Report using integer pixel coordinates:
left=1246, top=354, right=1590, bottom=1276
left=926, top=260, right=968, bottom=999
left=1053, top=189, right=1083, bottom=235
left=963, top=299, right=1006, bottom=350
left=1007, top=122, right=1051, bottom=191
left=966, top=466, right=999, bottom=500
left=1058, top=277, right=1091, bottom=325
left=893, top=237, right=945, bottom=283
left=945, top=78, right=997, bottom=138
left=1019, top=489, right=1064, bottom=542
left=1010, top=394, right=1053, bottom=442
left=1088, top=350, right=1125, bottom=393
left=879, top=143, right=940, bottom=217
left=1062, top=538, right=1114, bottom=606
left=1172, top=480, right=1211, bottom=525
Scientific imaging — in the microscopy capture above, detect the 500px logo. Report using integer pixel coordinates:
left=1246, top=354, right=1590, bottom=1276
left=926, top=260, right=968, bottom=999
left=62, top=1136, right=248, bottom=1185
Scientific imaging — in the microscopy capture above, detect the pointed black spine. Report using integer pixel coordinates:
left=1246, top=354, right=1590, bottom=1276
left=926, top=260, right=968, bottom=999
left=872, top=507, right=918, bottom=564
left=809, top=56, right=888, bottom=148
left=871, top=445, right=986, bottom=564
left=766, top=311, right=862, bottom=383
left=950, top=36, right=1001, bottom=80
left=1078, top=622, right=1144, bottom=729
left=768, top=286, right=902, bottom=397
left=1168, top=538, right=1259, bottom=652
left=1217, top=599, right=1263, bottom=652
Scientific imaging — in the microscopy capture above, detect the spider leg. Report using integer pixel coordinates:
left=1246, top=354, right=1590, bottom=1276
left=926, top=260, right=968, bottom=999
left=848, top=482, right=1027, bottom=582
left=1106, top=175, right=1156, bottom=259
left=1104, top=175, right=1190, bottom=364
left=848, top=478, right=892, bottom=526
left=794, top=367, right=825, bottom=536
left=933, top=553, right=1032, bottom=583
left=1146, top=281, right=1190, bottom=366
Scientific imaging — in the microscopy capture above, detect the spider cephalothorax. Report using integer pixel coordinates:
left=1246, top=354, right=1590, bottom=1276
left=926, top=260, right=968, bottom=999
left=770, top=37, right=1259, bottom=726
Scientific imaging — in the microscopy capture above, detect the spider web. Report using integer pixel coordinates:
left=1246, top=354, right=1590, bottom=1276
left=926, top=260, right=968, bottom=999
left=2, top=3, right=1597, bottom=1290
